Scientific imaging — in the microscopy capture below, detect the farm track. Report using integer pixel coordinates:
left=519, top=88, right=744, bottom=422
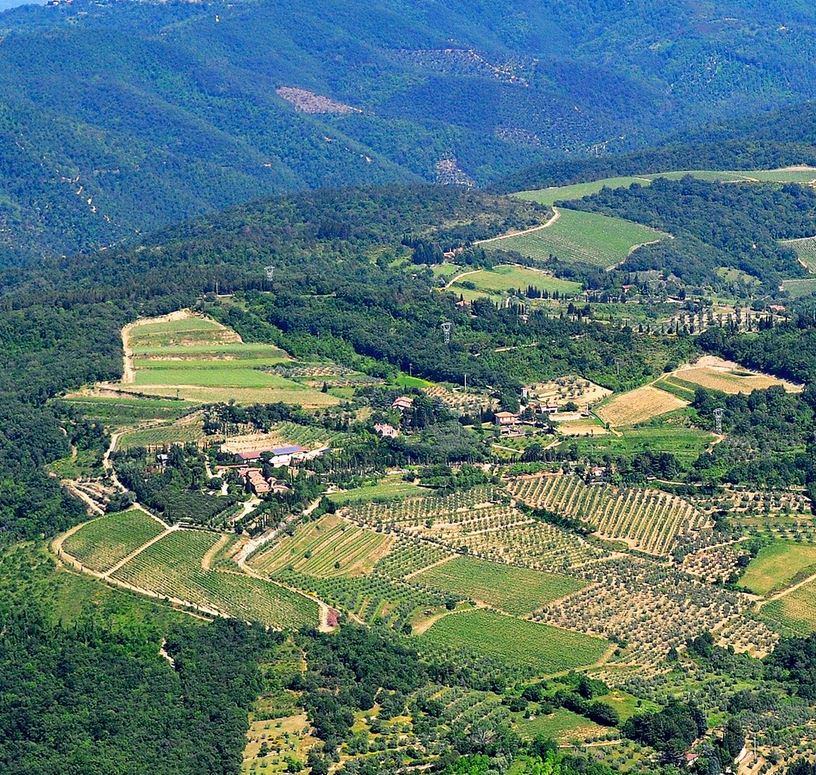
left=404, top=554, right=456, bottom=580
left=763, top=568, right=816, bottom=604
left=473, top=207, right=561, bottom=246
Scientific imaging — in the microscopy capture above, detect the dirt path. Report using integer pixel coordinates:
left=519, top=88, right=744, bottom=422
left=765, top=568, right=816, bottom=603
left=120, top=321, right=137, bottom=384
left=103, top=525, right=178, bottom=579
left=475, top=207, right=561, bottom=246
left=201, top=533, right=231, bottom=571
left=443, top=268, right=481, bottom=289
left=61, top=480, right=106, bottom=516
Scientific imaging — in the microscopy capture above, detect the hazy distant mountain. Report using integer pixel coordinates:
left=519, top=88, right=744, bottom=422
left=1, top=0, right=816, bottom=262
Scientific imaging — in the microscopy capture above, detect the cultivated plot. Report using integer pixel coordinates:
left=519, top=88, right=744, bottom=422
left=413, top=555, right=585, bottom=615
left=671, top=356, right=802, bottom=395
left=448, top=264, right=582, bottom=299
left=596, top=385, right=687, bottom=427
left=108, top=311, right=338, bottom=407
left=488, top=208, right=667, bottom=269
left=763, top=580, right=816, bottom=635
left=62, top=508, right=166, bottom=574
left=250, top=514, right=393, bottom=578
left=741, top=541, right=816, bottom=596
left=112, top=529, right=318, bottom=628
left=514, top=167, right=816, bottom=207
left=421, top=609, right=608, bottom=674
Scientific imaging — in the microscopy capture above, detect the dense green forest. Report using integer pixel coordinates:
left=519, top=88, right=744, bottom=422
left=2, top=0, right=816, bottom=261
left=495, top=100, right=816, bottom=193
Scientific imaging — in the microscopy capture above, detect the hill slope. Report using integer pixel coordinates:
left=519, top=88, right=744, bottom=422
left=2, top=0, right=816, bottom=261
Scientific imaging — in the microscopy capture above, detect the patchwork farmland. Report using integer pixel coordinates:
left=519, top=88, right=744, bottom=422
left=104, top=311, right=338, bottom=407
left=508, top=474, right=709, bottom=557
left=107, top=529, right=318, bottom=628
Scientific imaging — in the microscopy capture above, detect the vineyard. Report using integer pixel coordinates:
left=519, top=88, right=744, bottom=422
left=273, top=567, right=450, bottom=629
left=413, top=556, right=585, bottom=615
left=420, top=609, right=609, bottom=675
left=507, top=474, right=709, bottom=557
left=249, top=514, right=393, bottom=577
left=762, top=579, right=816, bottom=634
left=344, top=486, right=605, bottom=572
left=111, top=529, right=318, bottom=628
left=62, top=509, right=166, bottom=574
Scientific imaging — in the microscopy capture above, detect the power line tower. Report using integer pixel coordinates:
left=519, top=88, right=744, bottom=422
left=264, top=265, right=275, bottom=290
left=713, top=407, right=724, bottom=435
left=441, top=321, right=452, bottom=345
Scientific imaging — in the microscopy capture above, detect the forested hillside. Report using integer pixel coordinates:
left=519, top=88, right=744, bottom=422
left=2, top=0, right=816, bottom=262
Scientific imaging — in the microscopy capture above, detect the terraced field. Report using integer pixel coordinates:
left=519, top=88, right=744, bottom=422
left=421, top=609, right=608, bottom=674
left=508, top=474, right=708, bottom=557
left=112, top=529, right=317, bottom=628
left=109, top=312, right=338, bottom=408
left=250, top=514, right=393, bottom=577
left=489, top=208, right=667, bottom=269
left=413, top=556, right=585, bottom=615
left=62, top=509, right=166, bottom=574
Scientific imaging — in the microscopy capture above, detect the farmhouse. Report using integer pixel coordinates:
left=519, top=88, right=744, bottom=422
left=495, top=411, right=519, bottom=426
left=374, top=423, right=400, bottom=438
left=392, top=396, right=415, bottom=411
left=241, top=467, right=291, bottom=496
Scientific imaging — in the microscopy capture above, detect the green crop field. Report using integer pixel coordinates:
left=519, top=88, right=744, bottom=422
left=250, top=514, right=392, bottom=578
left=569, top=414, right=713, bottom=465
left=741, top=541, right=816, bottom=596
left=490, top=209, right=667, bottom=269
left=449, top=264, right=582, bottom=298
left=763, top=579, right=816, bottom=634
left=62, top=509, right=166, bottom=574
left=118, top=313, right=336, bottom=407
left=780, top=278, right=816, bottom=299
left=515, top=168, right=816, bottom=207
left=118, top=414, right=206, bottom=450
left=112, top=529, right=317, bottom=629
left=414, top=556, right=584, bottom=615
left=421, top=609, right=608, bottom=674
left=513, top=708, right=606, bottom=742
left=63, top=395, right=195, bottom=429
left=329, top=478, right=430, bottom=505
